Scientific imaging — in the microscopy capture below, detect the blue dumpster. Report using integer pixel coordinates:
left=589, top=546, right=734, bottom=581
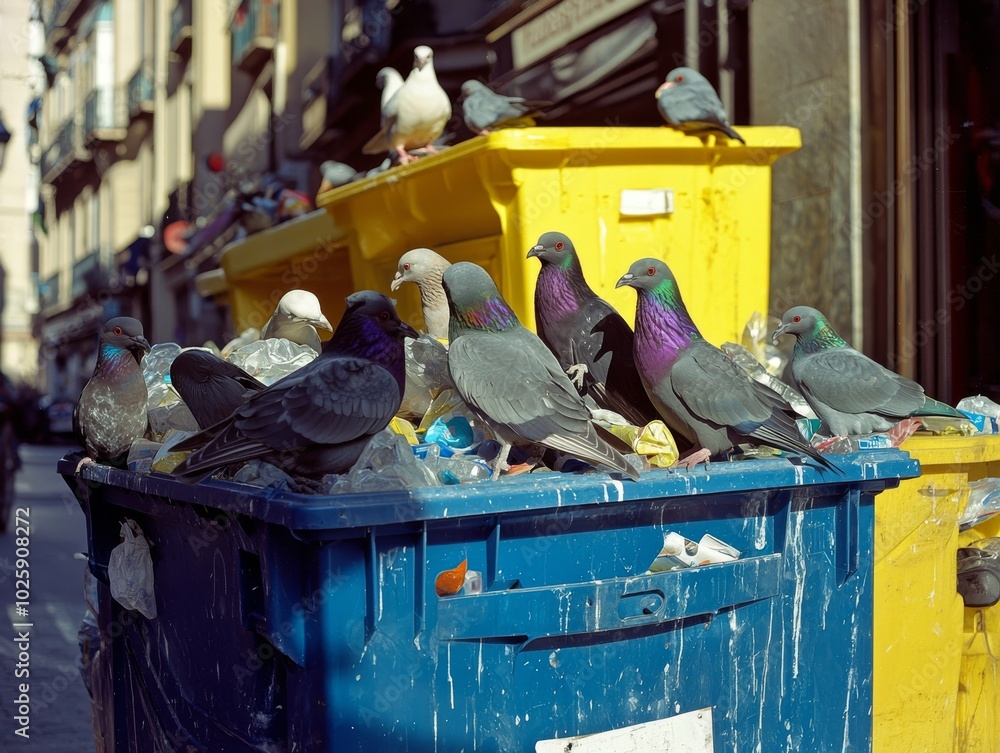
left=60, top=451, right=918, bottom=752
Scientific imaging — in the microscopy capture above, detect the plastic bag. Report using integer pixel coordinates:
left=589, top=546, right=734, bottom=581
left=606, top=421, right=679, bottom=469
left=400, top=335, right=452, bottom=420
left=142, top=342, right=183, bottom=410
left=742, top=311, right=786, bottom=377
left=108, top=519, right=157, bottom=619
left=226, top=338, right=316, bottom=385
left=722, top=342, right=816, bottom=419
left=960, top=478, right=1000, bottom=529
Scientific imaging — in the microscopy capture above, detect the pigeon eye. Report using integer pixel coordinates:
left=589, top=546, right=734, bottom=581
left=403, top=263, right=410, bottom=271
left=378, top=311, right=390, bottom=322
left=675, top=75, right=684, bottom=82
left=792, top=315, right=802, bottom=323
left=646, top=267, right=656, bottom=276
left=555, top=241, right=564, bottom=251
left=113, top=327, right=123, bottom=335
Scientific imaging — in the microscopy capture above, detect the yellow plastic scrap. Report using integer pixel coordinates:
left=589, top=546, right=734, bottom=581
left=390, top=416, right=419, bottom=445
left=417, top=388, right=472, bottom=433
left=606, top=420, right=679, bottom=469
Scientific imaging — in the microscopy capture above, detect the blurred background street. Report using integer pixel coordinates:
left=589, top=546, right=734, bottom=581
left=0, top=443, right=95, bottom=752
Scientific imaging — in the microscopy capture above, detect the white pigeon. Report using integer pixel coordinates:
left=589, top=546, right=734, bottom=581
left=363, top=45, right=452, bottom=164
left=261, top=290, right=333, bottom=354
left=376, top=67, right=404, bottom=125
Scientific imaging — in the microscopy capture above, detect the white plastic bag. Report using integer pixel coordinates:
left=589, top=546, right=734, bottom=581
left=108, top=519, right=157, bottom=619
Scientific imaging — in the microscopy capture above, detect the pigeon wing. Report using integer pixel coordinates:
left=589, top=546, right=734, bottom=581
left=795, top=348, right=925, bottom=418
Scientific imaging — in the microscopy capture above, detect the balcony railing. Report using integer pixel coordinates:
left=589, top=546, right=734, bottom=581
left=170, top=0, right=193, bottom=57
left=127, top=64, right=154, bottom=119
left=40, top=117, right=80, bottom=182
left=231, top=0, right=279, bottom=74
left=84, top=87, right=127, bottom=143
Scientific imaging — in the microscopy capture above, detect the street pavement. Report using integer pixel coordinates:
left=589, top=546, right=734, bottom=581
left=0, top=443, right=97, bottom=752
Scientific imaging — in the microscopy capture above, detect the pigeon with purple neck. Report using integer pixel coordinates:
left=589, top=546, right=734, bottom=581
left=617, top=259, right=835, bottom=471
left=442, top=261, right=639, bottom=481
left=528, top=231, right=661, bottom=428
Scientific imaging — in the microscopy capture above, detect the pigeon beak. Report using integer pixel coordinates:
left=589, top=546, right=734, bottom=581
left=131, top=335, right=152, bottom=353
left=397, top=320, right=420, bottom=340
left=771, top=324, right=790, bottom=346
left=526, top=245, right=544, bottom=259
left=390, top=271, right=405, bottom=291
left=296, top=315, right=333, bottom=333
left=655, top=82, right=674, bottom=99
left=615, top=272, right=636, bottom=289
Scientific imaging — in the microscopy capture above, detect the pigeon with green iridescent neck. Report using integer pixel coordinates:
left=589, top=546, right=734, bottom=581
left=528, top=231, right=660, bottom=427
left=172, top=292, right=418, bottom=482
left=617, top=259, right=834, bottom=470
left=773, top=306, right=965, bottom=436
left=442, top=261, right=639, bottom=480
left=75, top=317, right=151, bottom=465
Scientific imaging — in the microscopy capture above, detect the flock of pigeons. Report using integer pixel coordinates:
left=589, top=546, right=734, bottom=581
left=75, top=231, right=964, bottom=487
left=319, top=46, right=745, bottom=187
left=71, top=55, right=965, bottom=485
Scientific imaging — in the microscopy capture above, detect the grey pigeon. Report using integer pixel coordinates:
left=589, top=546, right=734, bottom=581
left=363, top=45, right=452, bottom=164
left=617, top=259, right=834, bottom=470
left=442, top=261, right=639, bottom=480
left=76, top=317, right=151, bottom=465
left=319, top=160, right=363, bottom=190
left=169, top=350, right=265, bottom=430
left=460, top=80, right=547, bottom=135
left=772, top=306, right=966, bottom=436
left=655, top=67, right=745, bottom=144
left=390, top=247, right=452, bottom=339
left=261, top=289, right=333, bottom=354
left=172, top=291, right=418, bottom=482
left=528, top=231, right=662, bottom=428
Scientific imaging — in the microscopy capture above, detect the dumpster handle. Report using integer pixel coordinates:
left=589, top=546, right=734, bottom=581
left=836, top=488, right=860, bottom=585
left=436, top=553, right=782, bottom=643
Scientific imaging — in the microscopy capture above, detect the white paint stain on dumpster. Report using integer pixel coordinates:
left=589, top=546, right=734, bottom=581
left=789, top=509, right=806, bottom=679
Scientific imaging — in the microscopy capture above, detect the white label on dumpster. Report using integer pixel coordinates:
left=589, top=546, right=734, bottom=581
left=620, top=189, right=674, bottom=216
left=535, top=707, right=714, bottom=753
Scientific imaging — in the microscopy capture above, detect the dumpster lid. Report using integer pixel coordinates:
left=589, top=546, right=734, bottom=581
left=316, top=126, right=803, bottom=208
left=59, top=451, right=918, bottom=534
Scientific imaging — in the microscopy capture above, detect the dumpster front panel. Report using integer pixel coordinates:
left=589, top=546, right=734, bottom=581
left=61, top=451, right=916, bottom=753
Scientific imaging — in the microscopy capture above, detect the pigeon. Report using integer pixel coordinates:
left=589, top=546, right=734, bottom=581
left=376, top=66, right=405, bottom=121
left=617, top=259, right=834, bottom=470
left=391, top=247, right=452, bottom=339
left=527, top=232, right=661, bottom=428
left=319, top=160, right=363, bottom=191
left=442, top=261, right=639, bottom=480
left=772, top=306, right=966, bottom=436
left=460, top=80, right=547, bottom=135
left=169, top=350, right=265, bottom=430
left=172, top=291, right=418, bottom=482
left=655, top=67, right=745, bottom=144
left=75, top=317, right=151, bottom=465
left=261, top=290, right=333, bottom=354
left=362, top=45, right=452, bottom=164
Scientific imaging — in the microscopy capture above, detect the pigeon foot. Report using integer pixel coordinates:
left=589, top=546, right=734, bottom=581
left=75, top=456, right=97, bottom=474
left=565, top=363, right=589, bottom=391
left=395, top=147, right=418, bottom=165
left=673, top=448, right=711, bottom=471
left=490, top=442, right=512, bottom=480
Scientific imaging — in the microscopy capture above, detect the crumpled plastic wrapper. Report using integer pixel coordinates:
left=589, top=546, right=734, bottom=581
left=142, top=342, right=183, bottom=410
left=742, top=311, right=787, bottom=377
left=221, top=327, right=261, bottom=359
left=606, top=421, right=679, bottom=469
left=958, top=395, right=1000, bottom=420
left=960, top=478, right=1000, bottom=528
left=108, top=519, right=156, bottom=619
left=127, top=438, right=162, bottom=474
left=323, top=430, right=439, bottom=494
left=400, top=335, right=453, bottom=420
left=918, top=415, right=978, bottom=436
left=417, top=388, right=493, bottom=443
left=226, top=338, right=316, bottom=385
left=150, top=429, right=198, bottom=473
left=148, top=401, right=200, bottom=441
left=723, top=342, right=817, bottom=419
left=231, top=459, right=300, bottom=491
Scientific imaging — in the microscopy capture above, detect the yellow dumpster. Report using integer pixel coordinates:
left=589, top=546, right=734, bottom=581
left=195, top=209, right=353, bottom=334
left=317, top=126, right=800, bottom=344
left=874, top=434, right=1000, bottom=753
